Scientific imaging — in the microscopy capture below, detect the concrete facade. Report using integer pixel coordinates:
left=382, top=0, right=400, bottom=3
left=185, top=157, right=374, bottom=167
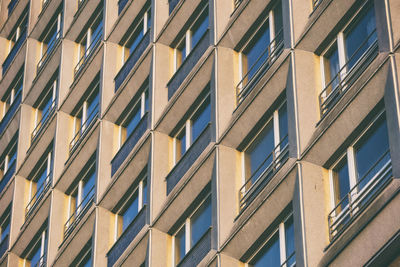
left=0, top=0, right=399, bottom=266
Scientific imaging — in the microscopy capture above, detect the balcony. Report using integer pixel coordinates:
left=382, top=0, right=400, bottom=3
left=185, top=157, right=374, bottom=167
left=115, top=30, right=151, bottom=92
left=312, top=0, right=323, bottom=10
left=319, top=29, right=378, bottom=118
left=166, top=124, right=211, bottom=195
left=234, top=0, right=242, bottom=9
left=64, top=186, right=95, bottom=239
left=107, top=205, right=147, bottom=267
left=118, top=0, right=129, bottom=15
left=177, top=228, right=211, bottom=267
left=32, top=253, right=46, bottom=267
left=239, top=135, right=289, bottom=211
left=8, top=0, right=18, bottom=16
left=69, top=103, right=99, bottom=155
left=328, top=150, right=392, bottom=241
left=31, top=100, right=57, bottom=145
left=25, top=173, right=52, bottom=220
left=2, top=31, right=27, bottom=76
left=37, top=29, right=62, bottom=74
left=169, top=0, right=180, bottom=14
left=111, top=112, right=149, bottom=176
left=74, top=27, right=103, bottom=79
left=0, top=235, right=9, bottom=259
left=236, top=30, right=284, bottom=106
left=0, top=90, right=22, bottom=136
left=0, top=161, right=16, bottom=195
left=168, top=30, right=210, bottom=100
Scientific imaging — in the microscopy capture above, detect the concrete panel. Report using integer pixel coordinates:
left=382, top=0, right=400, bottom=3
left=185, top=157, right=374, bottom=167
left=148, top=228, right=171, bottom=267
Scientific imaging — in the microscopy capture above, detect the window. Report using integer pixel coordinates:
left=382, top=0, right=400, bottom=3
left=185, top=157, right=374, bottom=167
left=242, top=102, right=288, bottom=191
left=248, top=214, right=295, bottom=267
left=173, top=6, right=209, bottom=72
left=37, top=12, right=62, bottom=70
left=6, top=11, right=28, bottom=55
left=24, top=225, right=48, bottom=267
left=172, top=195, right=211, bottom=265
left=320, top=3, right=377, bottom=115
left=329, top=112, right=391, bottom=239
left=238, top=1, right=283, bottom=89
left=115, top=177, right=147, bottom=241
left=0, top=206, right=11, bottom=247
left=0, top=73, right=22, bottom=121
left=121, top=8, right=151, bottom=63
left=117, top=90, right=148, bottom=149
left=173, top=94, right=211, bottom=164
left=0, top=137, right=18, bottom=179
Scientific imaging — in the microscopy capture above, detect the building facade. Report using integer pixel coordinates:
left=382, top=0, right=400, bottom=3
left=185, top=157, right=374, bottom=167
left=0, top=0, right=399, bottom=266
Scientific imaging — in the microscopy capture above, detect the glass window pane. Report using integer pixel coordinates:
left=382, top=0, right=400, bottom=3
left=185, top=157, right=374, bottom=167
left=191, top=197, right=211, bottom=247
left=332, top=158, right=350, bottom=211
left=191, top=99, right=211, bottom=143
left=29, top=240, right=42, bottom=267
left=278, top=103, right=288, bottom=146
left=285, top=217, right=296, bottom=266
left=1, top=217, right=10, bottom=241
left=128, top=21, right=144, bottom=56
left=191, top=10, right=209, bottom=49
left=273, top=1, right=283, bottom=34
left=175, top=227, right=186, bottom=265
left=122, top=191, right=139, bottom=232
left=250, top=232, right=280, bottom=267
left=125, top=104, right=141, bottom=138
left=142, top=179, right=147, bottom=206
left=176, top=130, right=186, bottom=160
left=355, top=118, right=390, bottom=190
left=345, top=6, right=376, bottom=70
left=324, top=45, right=340, bottom=90
left=245, top=120, right=275, bottom=184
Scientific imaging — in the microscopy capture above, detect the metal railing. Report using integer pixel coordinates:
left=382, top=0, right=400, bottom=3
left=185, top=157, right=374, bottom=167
left=328, top=150, right=392, bottom=241
left=319, top=29, right=378, bottom=117
left=77, top=0, right=86, bottom=11
left=74, top=27, right=103, bottom=78
left=281, top=251, right=296, bottom=267
left=234, top=0, right=243, bottom=9
left=239, top=135, right=289, bottom=210
left=8, top=0, right=18, bottom=16
left=236, top=29, right=284, bottom=105
left=32, top=253, right=46, bottom=267
left=312, top=0, right=323, bottom=10
left=64, top=186, right=95, bottom=239
left=31, top=99, right=57, bottom=144
left=118, top=0, right=129, bottom=14
left=69, top=103, right=99, bottom=155
left=0, top=90, right=22, bottom=135
left=37, top=29, right=62, bottom=74
left=25, top=173, right=52, bottom=220
left=2, top=31, right=27, bottom=75
left=0, top=234, right=9, bottom=259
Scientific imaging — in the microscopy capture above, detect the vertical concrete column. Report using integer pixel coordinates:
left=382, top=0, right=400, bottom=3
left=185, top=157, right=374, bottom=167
left=287, top=0, right=310, bottom=47
left=62, top=0, right=78, bottom=37
left=93, top=207, right=113, bottom=267
left=0, top=1, right=7, bottom=27
left=213, top=145, right=241, bottom=248
left=7, top=253, right=21, bottom=267
left=151, top=43, right=171, bottom=126
left=96, top=120, right=115, bottom=199
left=9, top=176, right=29, bottom=245
left=22, top=39, right=40, bottom=100
left=16, top=105, right=34, bottom=169
left=47, top=189, right=68, bottom=265
left=100, top=42, right=121, bottom=116
left=294, top=162, right=329, bottom=267
left=288, top=50, right=321, bottom=157
left=58, top=40, right=77, bottom=104
left=103, top=0, right=118, bottom=39
left=210, top=0, right=232, bottom=43
left=152, top=0, right=169, bottom=39
left=385, top=0, right=400, bottom=50
left=149, top=131, right=170, bottom=223
left=148, top=228, right=171, bottom=267
left=53, top=112, right=72, bottom=182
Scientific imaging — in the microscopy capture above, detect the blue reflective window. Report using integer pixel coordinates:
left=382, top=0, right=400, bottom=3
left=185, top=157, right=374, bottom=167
left=175, top=226, right=186, bottom=264
left=191, top=196, right=211, bottom=246
left=0, top=215, right=10, bottom=242
left=191, top=10, right=208, bottom=49
left=324, top=44, right=340, bottom=89
left=285, top=217, right=296, bottom=266
left=128, top=22, right=144, bottom=56
left=345, top=6, right=376, bottom=70
left=333, top=158, right=350, bottom=210
left=191, top=98, right=210, bottom=143
left=251, top=232, right=281, bottom=267
left=126, top=105, right=141, bottom=138
left=122, top=191, right=139, bottom=232
left=279, top=103, right=288, bottom=146
left=177, top=130, right=186, bottom=159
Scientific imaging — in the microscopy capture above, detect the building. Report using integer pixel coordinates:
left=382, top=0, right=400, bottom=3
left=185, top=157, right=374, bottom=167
left=0, top=0, right=399, bottom=266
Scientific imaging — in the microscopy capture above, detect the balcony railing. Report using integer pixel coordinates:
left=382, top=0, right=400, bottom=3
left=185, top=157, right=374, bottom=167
left=168, top=29, right=210, bottom=100
left=32, top=252, right=46, bottom=267
left=8, top=0, right=18, bottom=16
left=0, top=235, right=9, bottom=259
left=319, top=29, right=378, bottom=117
left=107, top=205, right=147, bottom=267
left=2, top=31, right=27, bottom=75
left=177, top=227, right=212, bottom=267
left=281, top=251, right=296, bottom=267
left=328, top=150, right=392, bottom=241
left=169, top=0, right=180, bottom=14
left=74, top=27, right=103, bottom=78
left=111, top=112, right=149, bottom=176
left=64, top=186, right=95, bottom=239
left=37, top=30, right=62, bottom=74
left=25, top=173, right=52, bottom=220
left=31, top=100, right=57, bottom=144
left=0, top=90, right=22, bottom=136
left=69, top=103, right=99, bottom=155
left=0, top=161, right=16, bottom=195
left=239, top=135, right=289, bottom=210
left=312, top=0, right=323, bottom=9
left=118, top=0, right=129, bottom=14
left=166, top=124, right=211, bottom=195
left=234, top=0, right=243, bottom=9
left=236, top=29, right=284, bottom=105
left=115, top=30, right=151, bottom=92
left=77, top=0, right=86, bottom=11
